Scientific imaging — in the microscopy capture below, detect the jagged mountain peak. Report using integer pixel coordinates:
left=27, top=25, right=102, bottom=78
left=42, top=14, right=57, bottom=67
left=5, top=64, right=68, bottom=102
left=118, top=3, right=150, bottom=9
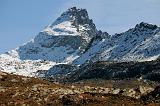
left=66, top=7, right=93, bottom=26
left=49, top=7, right=97, bottom=35
left=135, top=22, right=158, bottom=30
left=112, top=22, right=159, bottom=39
left=65, top=7, right=89, bottom=20
left=50, top=7, right=95, bottom=29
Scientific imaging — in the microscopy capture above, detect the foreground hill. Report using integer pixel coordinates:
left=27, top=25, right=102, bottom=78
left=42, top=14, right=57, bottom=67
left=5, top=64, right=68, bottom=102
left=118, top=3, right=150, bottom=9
left=1, top=71, right=160, bottom=106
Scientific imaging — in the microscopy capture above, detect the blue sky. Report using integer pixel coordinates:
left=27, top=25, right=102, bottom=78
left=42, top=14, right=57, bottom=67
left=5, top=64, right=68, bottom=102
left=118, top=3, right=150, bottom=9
left=0, top=0, right=160, bottom=53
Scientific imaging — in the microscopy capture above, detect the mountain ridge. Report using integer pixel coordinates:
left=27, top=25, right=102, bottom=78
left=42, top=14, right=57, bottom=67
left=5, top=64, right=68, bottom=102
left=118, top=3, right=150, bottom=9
left=0, top=7, right=160, bottom=78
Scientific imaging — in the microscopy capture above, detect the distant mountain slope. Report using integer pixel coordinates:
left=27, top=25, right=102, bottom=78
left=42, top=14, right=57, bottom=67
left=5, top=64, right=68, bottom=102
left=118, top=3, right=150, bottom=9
left=74, top=22, right=160, bottom=65
left=66, top=59, right=160, bottom=82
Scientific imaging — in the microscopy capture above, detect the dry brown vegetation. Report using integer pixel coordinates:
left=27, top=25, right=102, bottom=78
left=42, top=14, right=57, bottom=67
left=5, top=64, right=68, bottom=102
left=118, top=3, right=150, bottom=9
left=0, top=71, right=160, bottom=106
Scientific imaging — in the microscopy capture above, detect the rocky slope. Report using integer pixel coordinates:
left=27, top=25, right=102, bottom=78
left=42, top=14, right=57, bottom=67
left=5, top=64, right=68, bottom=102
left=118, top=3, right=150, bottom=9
left=58, top=58, right=160, bottom=83
left=1, top=71, right=160, bottom=106
left=39, top=57, right=160, bottom=83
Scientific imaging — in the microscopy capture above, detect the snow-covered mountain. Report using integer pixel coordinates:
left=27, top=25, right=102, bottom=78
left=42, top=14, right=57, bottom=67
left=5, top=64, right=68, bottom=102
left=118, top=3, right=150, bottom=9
left=10, top=7, right=99, bottom=62
left=0, top=7, right=160, bottom=78
left=74, top=22, right=160, bottom=65
left=0, top=7, right=100, bottom=76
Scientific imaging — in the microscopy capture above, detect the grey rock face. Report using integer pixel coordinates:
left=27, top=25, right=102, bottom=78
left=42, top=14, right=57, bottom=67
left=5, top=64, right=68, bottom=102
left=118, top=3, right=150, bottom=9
left=36, top=7, right=98, bottom=50
left=135, top=22, right=158, bottom=30
left=51, top=7, right=97, bottom=38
